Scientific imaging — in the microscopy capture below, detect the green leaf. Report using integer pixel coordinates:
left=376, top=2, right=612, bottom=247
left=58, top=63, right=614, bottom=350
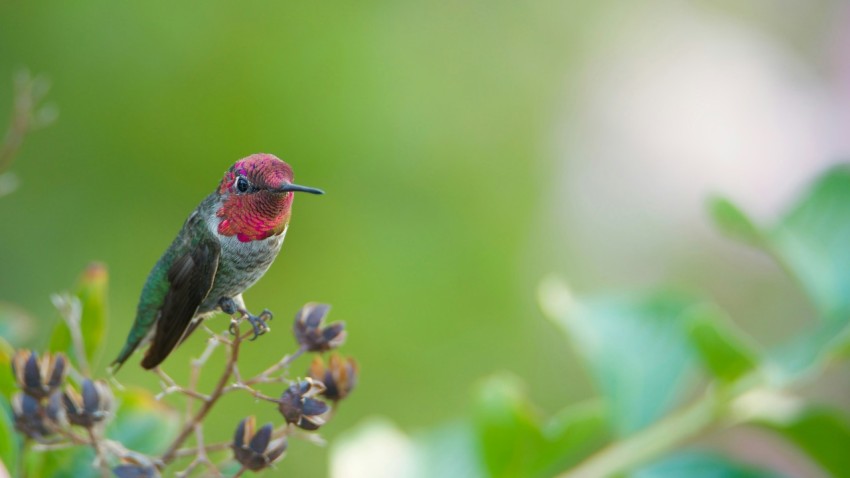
left=711, top=166, right=850, bottom=378
left=39, top=449, right=98, bottom=478
left=708, top=196, right=764, bottom=246
left=472, top=374, right=545, bottom=478
left=0, top=395, right=19, bottom=477
left=685, top=305, right=760, bottom=383
left=48, top=263, right=108, bottom=368
left=768, top=165, right=850, bottom=323
left=107, top=387, right=179, bottom=454
left=770, top=320, right=849, bottom=379
left=0, top=338, right=16, bottom=400
left=540, top=279, right=701, bottom=436
left=537, top=400, right=611, bottom=476
left=635, top=451, right=787, bottom=478
left=757, top=407, right=850, bottom=477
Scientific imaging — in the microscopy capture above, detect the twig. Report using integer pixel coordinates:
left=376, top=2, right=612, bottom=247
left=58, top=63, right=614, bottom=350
left=244, top=346, right=306, bottom=386
left=51, top=294, right=91, bottom=377
left=173, top=441, right=232, bottom=458
left=225, top=382, right=281, bottom=403
left=159, top=330, right=243, bottom=466
left=175, top=424, right=221, bottom=478
left=87, top=428, right=111, bottom=478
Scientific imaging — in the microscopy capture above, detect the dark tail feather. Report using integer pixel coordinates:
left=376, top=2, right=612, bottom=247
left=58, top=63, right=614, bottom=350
left=141, top=335, right=179, bottom=370
left=140, top=318, right=200, bottom=370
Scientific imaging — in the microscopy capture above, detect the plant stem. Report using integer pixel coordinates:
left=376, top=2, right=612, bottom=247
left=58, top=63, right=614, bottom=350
left=86, top=428, right=110, bottom=478
left=159, top=331, right=242, bottom=466
left=557, top=392, right=722, bottom=478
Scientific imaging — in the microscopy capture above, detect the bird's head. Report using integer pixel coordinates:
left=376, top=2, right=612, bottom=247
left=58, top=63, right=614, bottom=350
left=216, top=153, right=323, bottom=242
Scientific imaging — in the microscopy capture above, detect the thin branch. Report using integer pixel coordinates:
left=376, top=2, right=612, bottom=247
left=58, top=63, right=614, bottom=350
left=224, top=382, right=281, bottom=403
left=159, top=330, right=243, bottom=466
left=51, top=294, right=91, bottom=377
left=173, top=441, right=232, bottom=458
left=244, top=346, right=306, bottom=386
left=86, top=428, right=111, bottom=478
left=558, top=392, right=721, bottom=478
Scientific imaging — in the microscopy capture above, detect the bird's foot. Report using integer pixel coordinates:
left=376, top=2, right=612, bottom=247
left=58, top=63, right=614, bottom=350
left=219, top=297, right=273, bottom=340
left=244, top=309, right=273, bottom=340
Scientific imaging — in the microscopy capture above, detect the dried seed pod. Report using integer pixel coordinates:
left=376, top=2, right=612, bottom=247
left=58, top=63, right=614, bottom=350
left=293, top=303, right=346, bottom=352
left=62, top=379, right=113, bottom=428
left=12, top=392, right=52, bottom=440
left=278, top=378, right=329, bottom=431
left=11, top=350, right=67, bottom=400
left=308, top=354, right=358, bottom=402
left=232, top=416, right=287, bottom=471
left=113, top=453, right=160, bottom=478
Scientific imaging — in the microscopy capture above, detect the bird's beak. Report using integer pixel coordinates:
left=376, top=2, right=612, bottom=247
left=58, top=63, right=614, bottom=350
left=275, top=182, right=325, bottom=195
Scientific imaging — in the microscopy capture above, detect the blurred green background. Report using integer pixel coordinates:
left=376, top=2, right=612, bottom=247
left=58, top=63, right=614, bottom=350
left=2, top=0, right=849, bottom=476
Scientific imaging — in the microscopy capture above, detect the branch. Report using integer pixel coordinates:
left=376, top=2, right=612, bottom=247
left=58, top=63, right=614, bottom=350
left=86, top=427, right=111, bottom=478
left=557, top=391, right=721, bottom=478
left=51, top=294, right=90, bottom=377
left=159, top=330, right=243, bottom=466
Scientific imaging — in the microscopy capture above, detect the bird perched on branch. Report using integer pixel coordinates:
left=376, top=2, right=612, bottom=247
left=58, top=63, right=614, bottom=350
left=113, top=153, right=323, bottom=370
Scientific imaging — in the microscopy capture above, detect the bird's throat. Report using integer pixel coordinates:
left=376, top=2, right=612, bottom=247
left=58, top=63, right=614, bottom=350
left=216, top=193, right=292, bottom=242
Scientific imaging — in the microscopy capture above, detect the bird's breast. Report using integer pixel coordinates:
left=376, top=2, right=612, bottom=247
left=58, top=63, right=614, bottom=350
left=199, top=217, right=287, bottom=312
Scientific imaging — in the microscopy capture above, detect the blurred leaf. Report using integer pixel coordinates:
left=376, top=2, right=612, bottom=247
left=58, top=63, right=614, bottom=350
left=0, top=302, right=36, bottom=346
left=711, top=166, right=850, bottom=378
left=48, top=263, right=108, bottom=368
left=634, top=451, right=786, bottom=478
left=767, top=165, right=850, bottom=323
left=35, top=447, right=96, bottom=478
left=536, top=400, right=611, bottom=476
left=685, top=305, right=760, bottom=383
left=769, top=320, right=849, bottom=379
left=414, top=421, right=487, bottom=478
left=0, top=338, right=15, bottom=400
left=540, top=280, right=701, bottom=436
left=472, top=374, right=545, bottom=478
left=708, top=197, right=764, bottom=246
left=757, top=407, right=850, bottom=478
left=0, top=395, right=19, bottom=477
left=108, top=386, right=179, bottom=455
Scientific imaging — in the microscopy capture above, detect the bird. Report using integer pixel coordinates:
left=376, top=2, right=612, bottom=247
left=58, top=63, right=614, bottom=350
left=112, top=153, right=323, bottom=371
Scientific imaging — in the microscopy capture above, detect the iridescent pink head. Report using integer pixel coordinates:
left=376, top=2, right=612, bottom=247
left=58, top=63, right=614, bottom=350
left=216, top=153, right=323, bottom=242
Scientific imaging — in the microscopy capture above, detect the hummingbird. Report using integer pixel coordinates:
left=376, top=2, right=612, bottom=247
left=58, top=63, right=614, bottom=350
left=112, top=153, right=323, bottom=371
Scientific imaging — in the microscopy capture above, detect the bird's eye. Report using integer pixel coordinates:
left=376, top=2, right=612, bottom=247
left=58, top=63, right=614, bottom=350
left=236, top=176, right=250, bottom=193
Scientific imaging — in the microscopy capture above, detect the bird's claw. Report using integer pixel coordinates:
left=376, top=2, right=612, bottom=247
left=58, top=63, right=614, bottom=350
left=221, top=297, right=273, bottom=339
left=245, top=312, right=270, bottom=341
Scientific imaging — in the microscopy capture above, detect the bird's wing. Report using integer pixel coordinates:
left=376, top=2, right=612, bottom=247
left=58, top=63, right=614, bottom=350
left=141, top=229, right=220, bottom=369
